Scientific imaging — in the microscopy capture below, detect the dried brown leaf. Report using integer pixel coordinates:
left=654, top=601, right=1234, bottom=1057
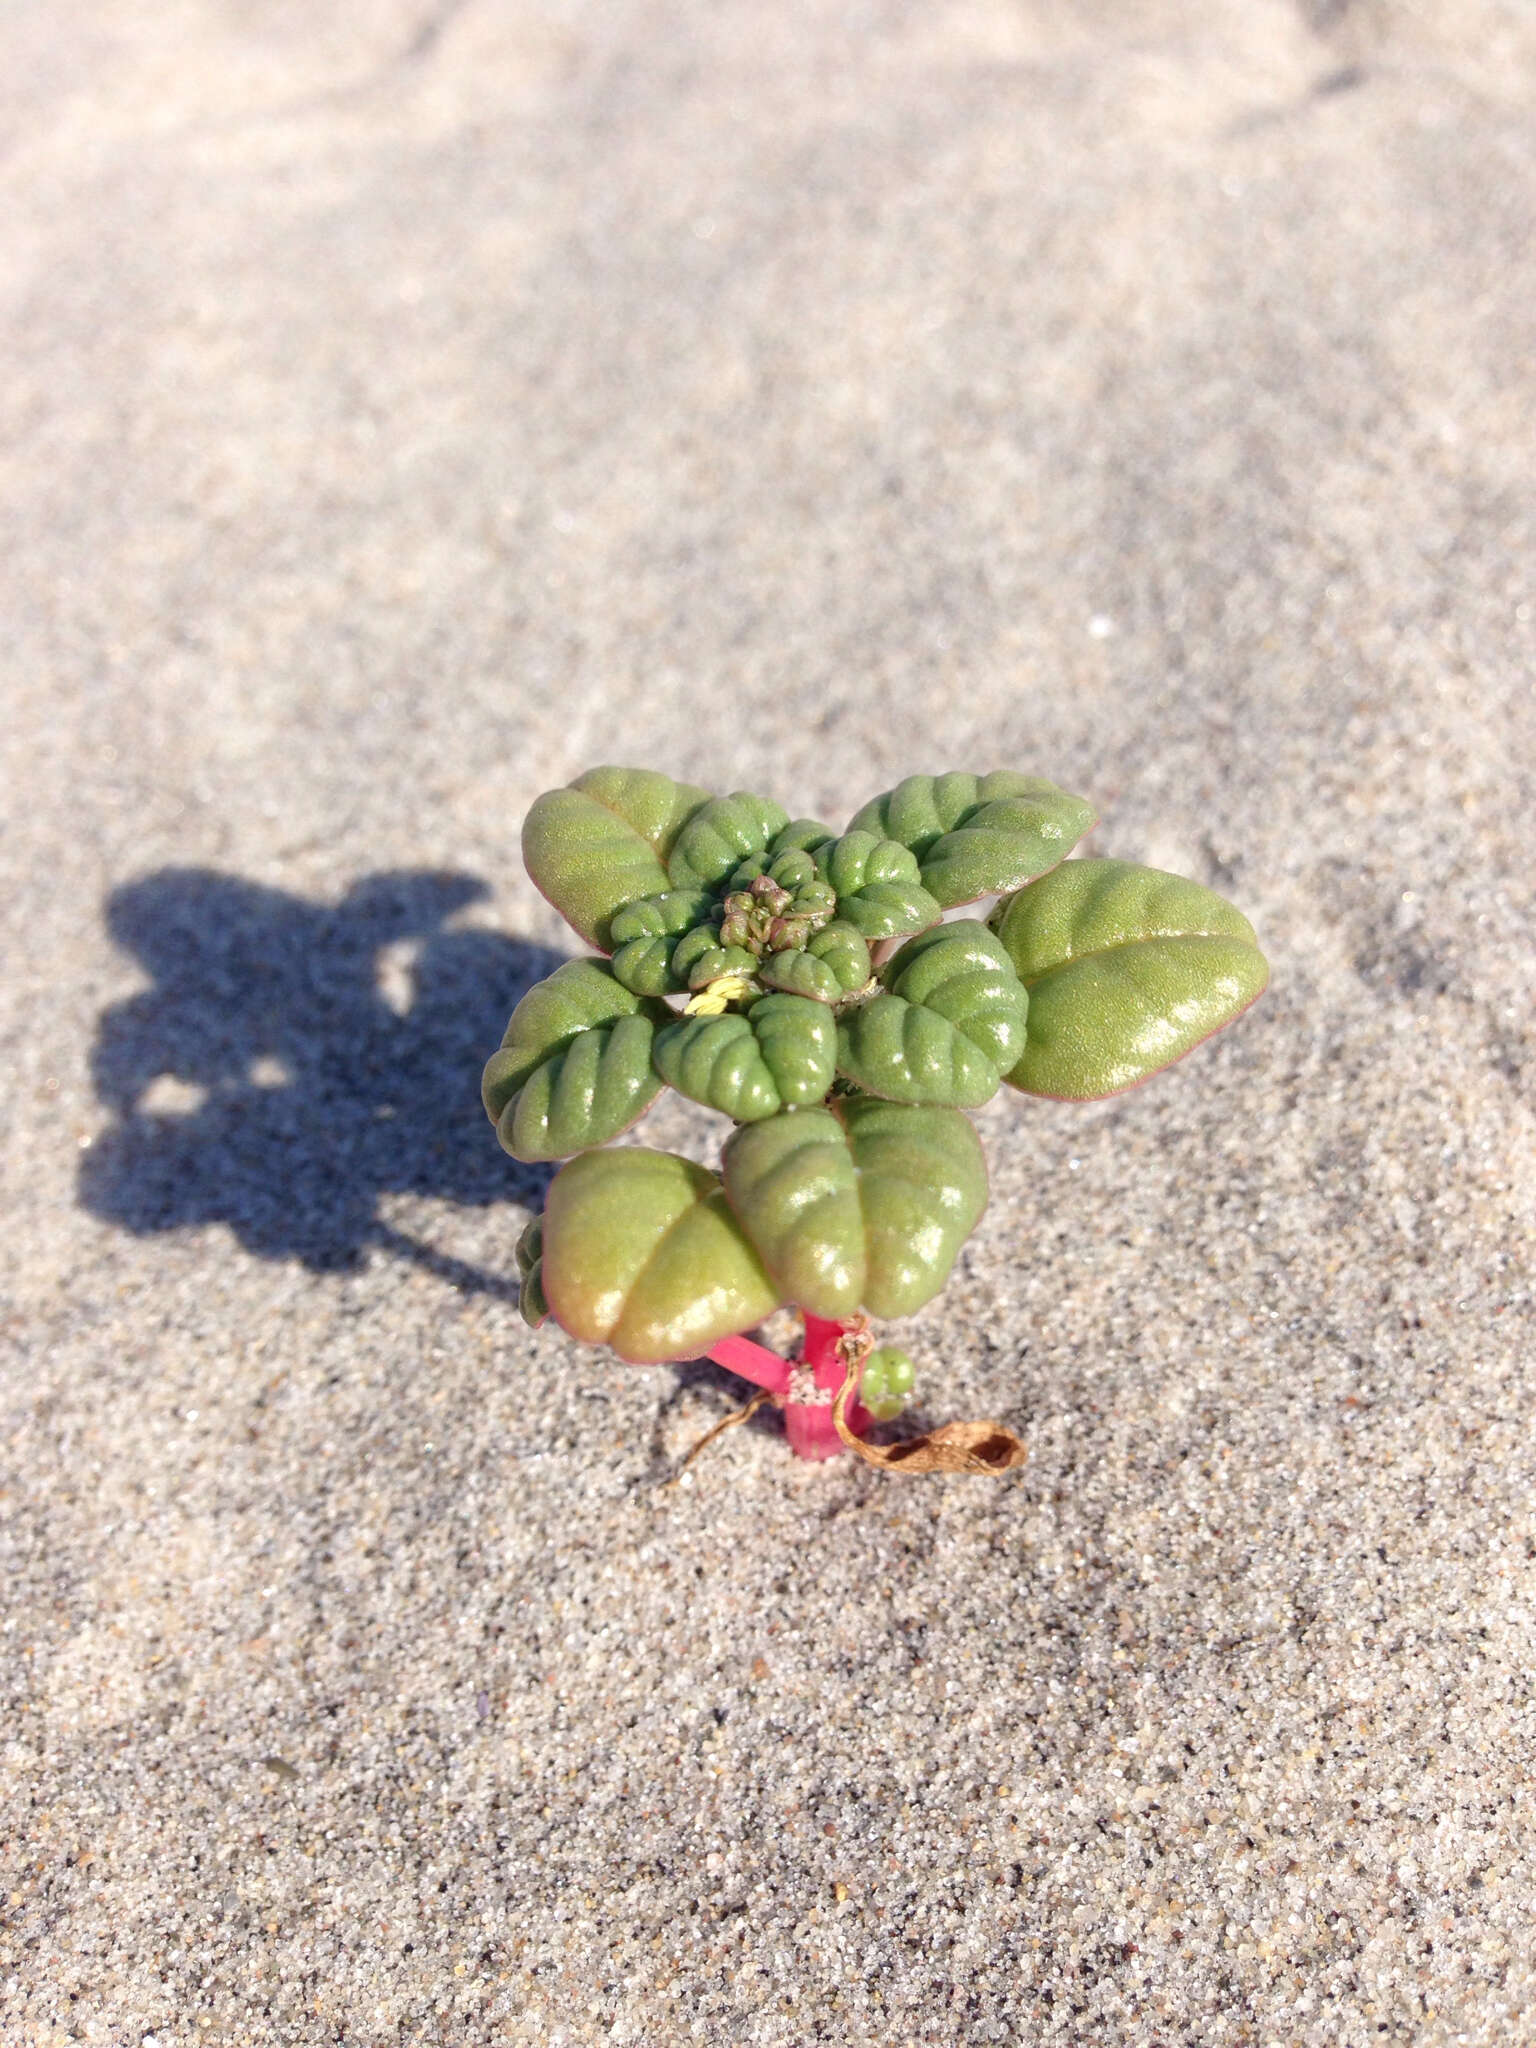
left=831, top=1369, right=1026, bottom=1475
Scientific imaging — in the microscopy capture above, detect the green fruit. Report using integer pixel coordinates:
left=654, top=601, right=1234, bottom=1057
left=860, top=1346, right=915, bottom=1420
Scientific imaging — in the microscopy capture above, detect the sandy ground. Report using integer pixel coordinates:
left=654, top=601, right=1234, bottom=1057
left=3, top=2, right=1534, bottom=2042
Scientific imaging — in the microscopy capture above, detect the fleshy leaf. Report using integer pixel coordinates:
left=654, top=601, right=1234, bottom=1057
left=667, top=792, right=791, bottom=889
left=515, top=1215, right=549, bottom=1329
left=879, top=920, right=1029, bottom=1072
left=673, top=936, right=759, bottom=991
left=771, top=818, right=837, bottom=856
left=721, top=1099, right=987, bottom=1318
left=847, top=771, right=1096, bottom=907
left=991, top=858, right=1269, bottom=1099
left=608, top=888, right=716, bottom=996
left=481, top=959, right=666, bottom=1161
left=835, top=994, right=1005, bottom=1108
left=522, top=767, right=712, bottom=949
left=811, top=831, right=942, bottom=940
left=540, top=1149, right=779, bottom=1363
left=806, top=919, right=872, bottom=993
left=653, top=995, right=837, bottom=1122
left=758, top=949, right=843, bottom=1004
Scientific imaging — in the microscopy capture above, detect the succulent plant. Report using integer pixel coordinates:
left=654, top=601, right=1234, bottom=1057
left=488, top=767, right=1268, bottom=1468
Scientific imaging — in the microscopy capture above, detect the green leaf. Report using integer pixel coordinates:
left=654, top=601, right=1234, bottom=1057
left=835, top=994, right=1005, bottom=1108
left=771, top=817, right=837, bottom=856
left=667, top=792, right=791, bottom=889
left=522, top=767, right=712, bottom=949
left=721, top=1099, right=987, bottom=1318
left=515, top=1215, right=549, bottom=1329
left=878, top=920, right=1029, bottom=1071
left=481, top=959, right=666, bottom=1161
left=653, top=995, right=837, bottom=1122
left=806, top=919, right=872, bottom=993
left=811, top=831, right=942, bottom=939
left=991, top=858, right=1269, bottom=1099
left=757, top=949, right=843, bottom=1004
left=670, top=932, right=759, bottom=991
left=847, top=771, right=1096, bottom=907
left=608, top=888, right=717, bottom=996
left=540, top=1149, right=779, bottom=1363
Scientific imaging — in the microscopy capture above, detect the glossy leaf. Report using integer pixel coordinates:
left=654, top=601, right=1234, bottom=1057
left=672, top=935, right=759, bottom=991
left=608, top=888, right=716, bottom=996
left=879, top=920, right=1029, bottom=1072
left=653, top=995, right=836, bottom=1122
left=811, top=831, right=942, bottom=940
left=722, top=1099, right=987, bottom=1318
left=991, top=858, right=1269, bottom=1099
left=540, top=1149, right=779, bottom=1363
left=481, top=958, right=666, bottom=1161
left=758, top=949, right=843, bottom=1004
left=847, top=771, right=1096, bottom=907
left=835, top=994, right=1004, bottom=1108
left=771, top=818, right=837, bottom=856
left=667, top=792, right=790, bottom=890
left=522, top=767, right=712, bottom=949
left=806, top=919, right=872, bottom=993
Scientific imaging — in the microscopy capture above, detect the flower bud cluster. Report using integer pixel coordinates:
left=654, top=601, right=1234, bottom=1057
left=716, top=855, right=837, bottom=963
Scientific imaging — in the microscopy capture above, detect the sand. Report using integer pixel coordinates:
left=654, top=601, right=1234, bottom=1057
left=2, top=2, right=1534, bottom=2041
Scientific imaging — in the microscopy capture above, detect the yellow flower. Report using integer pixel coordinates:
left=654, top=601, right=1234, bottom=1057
left=684, top=973, right=755, bottom=1017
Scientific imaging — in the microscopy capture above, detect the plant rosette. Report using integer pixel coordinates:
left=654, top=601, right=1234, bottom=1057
left=487, top=768, right=1268, bottom=1472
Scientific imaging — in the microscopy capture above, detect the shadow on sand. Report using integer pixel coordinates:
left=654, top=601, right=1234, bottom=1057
left=79, top=868, right=564, bottom=1294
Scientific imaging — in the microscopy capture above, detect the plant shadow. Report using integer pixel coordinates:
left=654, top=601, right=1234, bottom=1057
left=79, top=867, right=565, bottom=1293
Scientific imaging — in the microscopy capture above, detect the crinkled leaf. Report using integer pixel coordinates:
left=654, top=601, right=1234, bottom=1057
left=515, top=1216, right=550, bottom=1329
left=835, top=994, right=1004, bottom=1108
left=879, top=919, right=1029, bottom=1072
left=515, top=1213, right=544, bottom=1279
left=758, top=949, right=843, bottom=1004
left=806, top=919, right=872, bottom=993
left=482, top=959, right=666, bottom=1161
left=771, top=818, right=837, bottom=856
left=540, top=1149, right=779, bottom=1363
left=722, top=1099, right=987, bottom=1318
left=672, top=934, right=758, bottom=991
left=499, top=1013, right=664, bottom=1161
left=811, top=831, right=942, bottom=940
left=608, top=888, right=716, bottom=995
left=653, top=995, right=836, bottom=1122
left=667, top=792, right=790, bottom=889
left=522, top=767, right=712, bottom=949
left=847, top=771, right=1096, bottom=907
left=991, top=858, right=1269, bottom=1099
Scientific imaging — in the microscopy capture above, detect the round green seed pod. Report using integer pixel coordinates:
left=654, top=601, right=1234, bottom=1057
left=860, top=1345, right=916, bottom=1420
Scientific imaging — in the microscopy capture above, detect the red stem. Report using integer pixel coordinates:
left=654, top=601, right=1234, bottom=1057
left=705, top=1318, right=874, bottom=1461
left=705, top=1332, right=794, bottom=1396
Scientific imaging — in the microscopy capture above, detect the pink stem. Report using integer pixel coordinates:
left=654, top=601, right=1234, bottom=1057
left=705, top=1319, right=874, bottom=1461
left=705, top=1332, right=794, bottom=1396
left=786, top=1313, right=873, bottom=1462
